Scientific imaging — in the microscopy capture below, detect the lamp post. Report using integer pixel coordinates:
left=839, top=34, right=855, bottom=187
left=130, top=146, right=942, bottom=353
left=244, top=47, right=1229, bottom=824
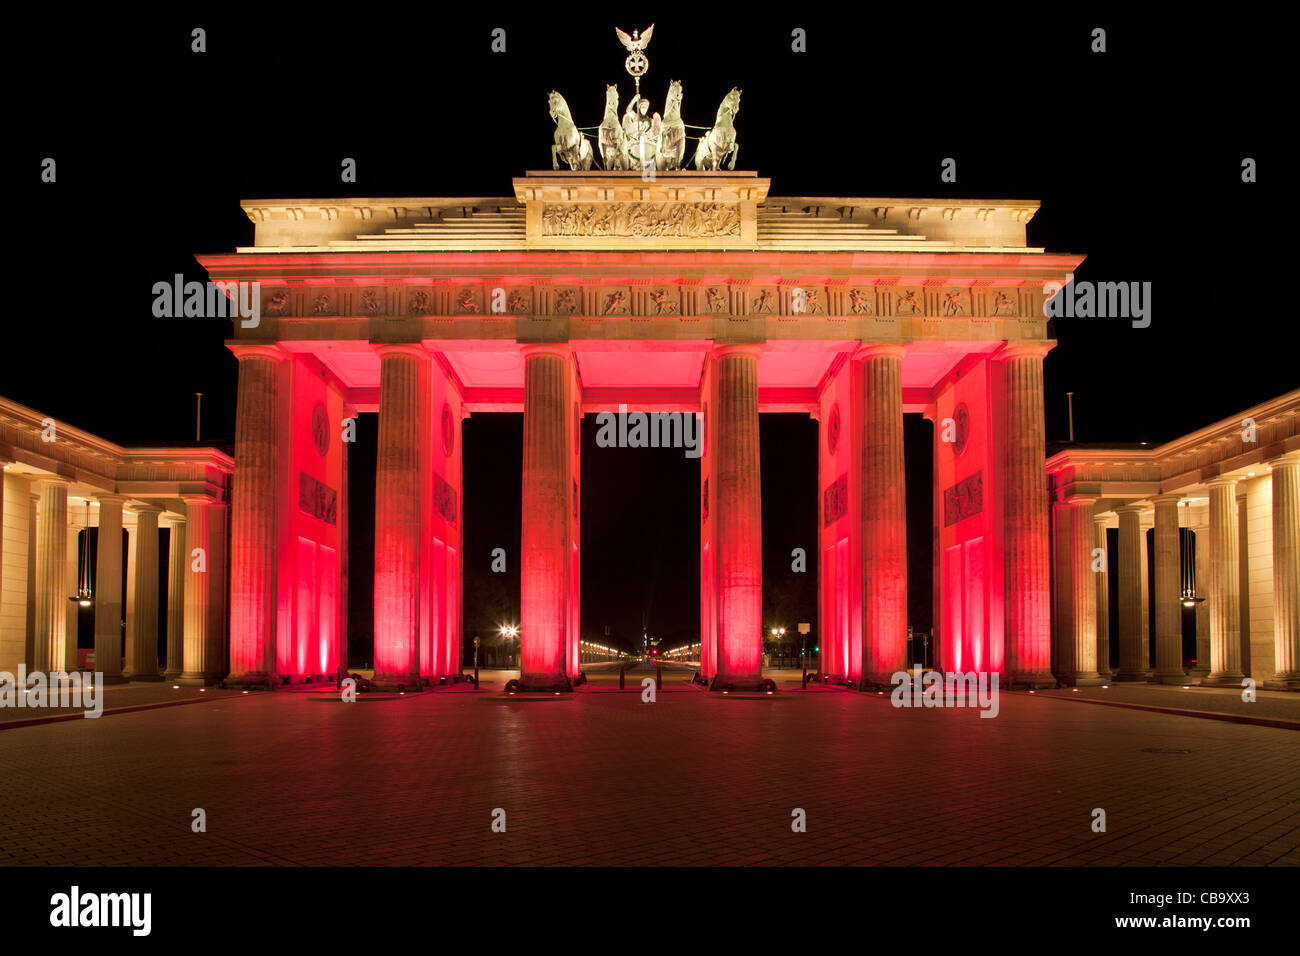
left=472, top=635, right=480, bottom=688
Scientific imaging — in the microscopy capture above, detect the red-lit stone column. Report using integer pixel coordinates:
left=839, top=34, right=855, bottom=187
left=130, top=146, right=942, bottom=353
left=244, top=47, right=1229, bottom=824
left=179, top=496, right=218, bottom=685
left=710, top=345, right=763, bottom=688
left=1053, top=496, right=1103, bottom=685
left=373, top=345, right=426, bottom=691
left=520, top=346, right=575, bottom=690
left=1202, top=477, right=1244, bottom=685
left=857, top=345, right=907, bottom=687
left=227, top=344, right=286, bottom=689
left=125, top=504, right=162, bottom=681
left=161, top=513, right=186, bottom=680
left=998, top=344, right=1054, bottom=687
left=339, top=404, right=355, bottom=677
left=1151, top=493, right=1186, bottom=684
left=1114, top=503, right=1150, bottom=680
left=93, top=494, right=125, bottom=682
left=1265, top=455, right=1300, bottom=689
left=34, top=476, right=70, bottom=674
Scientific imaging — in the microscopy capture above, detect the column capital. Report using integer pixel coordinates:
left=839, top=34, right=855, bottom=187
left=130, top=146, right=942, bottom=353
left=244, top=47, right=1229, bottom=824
left=94, top=492, right=126, bottom=504
left=1115, top=501, right=1148, bottom=516
left=129, top=502, right=165, bottom=517
left=1266, top=452, right=1300, bottom=470
left=1205, top=474, right=1239, bottom=489
left=1092, top=511, right=1113, bottom=525
left=1055, top=495, right=1097, bottom=509
left=994, top=342, right=1054, bottom=362
left=180, top=493, right=216, bottom=507
left=1152, top=492, right=1183, bottom=506
left=228, top=342, right=290, bottom=363
left=36, top=474, right=73, bottom=487
left=853, top=343, right=906, bottom=362
left=160, top=512, right=187, bottom=527
left=375, top=343, right=429, bottom=361
left=710, top=343, right=763, bottom=360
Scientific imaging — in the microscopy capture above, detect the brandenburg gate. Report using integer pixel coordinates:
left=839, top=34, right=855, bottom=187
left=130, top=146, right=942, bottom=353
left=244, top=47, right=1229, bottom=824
left=199, top=169, right=1082, bottom=692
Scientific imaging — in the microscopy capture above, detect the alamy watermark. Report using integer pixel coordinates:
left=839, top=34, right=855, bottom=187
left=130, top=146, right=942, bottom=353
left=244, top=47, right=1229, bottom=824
left=594, top=404, right=701, bottom=459
left=152, top=275, right=261, bottom=328
left=890, top=666, right=999, bottom=718
left=0, top=666, right=104, bottom=718
left=1043, top=272, right=1150, bottom=328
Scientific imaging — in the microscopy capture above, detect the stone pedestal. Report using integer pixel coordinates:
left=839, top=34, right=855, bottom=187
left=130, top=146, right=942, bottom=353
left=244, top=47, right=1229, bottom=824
left=1203, top=477, right=1244, bottom=686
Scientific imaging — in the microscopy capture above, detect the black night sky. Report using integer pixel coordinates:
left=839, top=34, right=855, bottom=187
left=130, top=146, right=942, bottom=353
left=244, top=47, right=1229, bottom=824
left=12, top=11, right=1284, bottom=663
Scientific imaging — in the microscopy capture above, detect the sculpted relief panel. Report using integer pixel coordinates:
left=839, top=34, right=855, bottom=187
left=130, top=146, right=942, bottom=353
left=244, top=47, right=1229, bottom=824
left=541, top=202, right=741, bottom=238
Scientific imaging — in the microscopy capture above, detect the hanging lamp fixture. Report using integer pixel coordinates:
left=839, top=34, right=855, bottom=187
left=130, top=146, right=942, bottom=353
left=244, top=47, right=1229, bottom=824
left=68, top=498, right=93, bottom=607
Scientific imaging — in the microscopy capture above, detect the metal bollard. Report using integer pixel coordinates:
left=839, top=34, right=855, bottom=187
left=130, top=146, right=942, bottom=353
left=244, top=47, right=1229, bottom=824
left=655, top=665, right=662, bottom=691
left=473, top=665, right=479, bottom=689
left=619, top=665, right=625, bottom=690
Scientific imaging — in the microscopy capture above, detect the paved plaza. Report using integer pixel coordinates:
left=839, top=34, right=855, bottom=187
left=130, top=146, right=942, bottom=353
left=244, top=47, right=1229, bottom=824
left=2, top=663, right=1297, bottom=867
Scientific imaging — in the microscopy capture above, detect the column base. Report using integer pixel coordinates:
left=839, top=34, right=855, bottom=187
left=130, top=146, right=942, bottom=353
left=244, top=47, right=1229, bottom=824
left=1263, top=676, right=1300, bottom=692
left=1005, top=671, right=1057, bottom=690
left=1058, top=674, right=1107, bottom=687
left=1152, top=671, right=1189, bottom=685
left=222, top=671, right=279, bottom=690
left=1200, top=672, right=1246, bottom=687
left=1113, top=670, right=1150, bottom=682
left=161, top=669, right=183, bottom=681
left=178, top=673, right=221, bottom=687
left=370, top=673, right=423, bottom=692
left=710, top=672, right=766, bottom=692
left=126, top=674, right=164, bottom=683
left=99, top=674, right=130, bottom=685
left=510, top=673, right=573, bottom=693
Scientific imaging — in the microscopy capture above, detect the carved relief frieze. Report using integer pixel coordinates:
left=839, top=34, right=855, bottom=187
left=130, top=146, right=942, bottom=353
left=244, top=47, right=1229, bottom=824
left=407, top=289, right=431, bottom=315
left=941, top=289, right=968, bottom=317
left=553, top=287, right=579, bottom=314
left=649, top=287, right=679, bottom=315
left=455, top=287, right=481, bottom=314
left=540, top=202, right=741, bottom=238
left=265, top=289, right=291, bottom=316
left=360, top=288, right=383, bottom=315
left=894, top=289, right=924, bottom=316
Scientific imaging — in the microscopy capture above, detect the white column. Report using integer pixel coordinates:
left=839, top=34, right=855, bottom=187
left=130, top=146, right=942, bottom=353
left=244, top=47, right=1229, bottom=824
left=1053, top=496, right=1103, bottom=686
left=1094, top=512, right=1111, bottom=679
left=1265, top=456, right=1300, bottom=690
left=1115, top=504, right=1149, bottom=680
left=162, top=513, right=187, bottom=680
left=1151, top=494, right=1186, bottom=684
left=34, top=476, right=71, bottom=674
left=65, top=508, right=82, bottom=672
left=1202, top=477, right=1244, bottom=685
left=125, top=504, right=163, bottom=681
left=94, top=495, right=126, bottom=681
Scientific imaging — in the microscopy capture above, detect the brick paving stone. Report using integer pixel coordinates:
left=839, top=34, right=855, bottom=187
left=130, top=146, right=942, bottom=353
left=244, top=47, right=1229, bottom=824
left=1, top=685, right=1297, bottom=866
